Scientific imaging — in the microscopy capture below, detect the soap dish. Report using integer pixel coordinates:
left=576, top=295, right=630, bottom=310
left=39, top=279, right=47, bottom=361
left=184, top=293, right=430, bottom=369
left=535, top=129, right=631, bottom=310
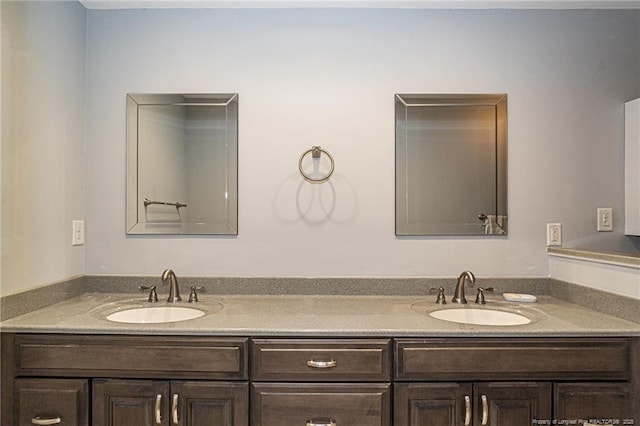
left=503, top=293, right=537, bottom=303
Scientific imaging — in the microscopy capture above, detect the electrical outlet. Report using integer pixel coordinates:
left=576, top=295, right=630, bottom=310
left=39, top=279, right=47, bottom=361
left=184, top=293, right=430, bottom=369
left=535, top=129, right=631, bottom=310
left=597, top=208, right=613, bottom=232
left=547, top=223, right=562, bottom=246
left=72, top=220, right=85, bottom=246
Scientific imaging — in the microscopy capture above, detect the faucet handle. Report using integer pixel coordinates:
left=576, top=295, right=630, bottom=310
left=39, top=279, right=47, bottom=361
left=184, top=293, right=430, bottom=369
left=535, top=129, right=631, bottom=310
left=474, top=287, right=495, bottom=305
left=429, top=287, right=447, bottom=305
left=139, top=285, right=158, bottom=303
left=188, top=286, right=205, bottom=303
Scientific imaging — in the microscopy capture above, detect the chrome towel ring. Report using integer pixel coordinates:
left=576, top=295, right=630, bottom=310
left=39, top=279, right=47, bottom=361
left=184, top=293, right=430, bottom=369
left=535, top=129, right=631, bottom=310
left=298, top=146, right=335, bottom=184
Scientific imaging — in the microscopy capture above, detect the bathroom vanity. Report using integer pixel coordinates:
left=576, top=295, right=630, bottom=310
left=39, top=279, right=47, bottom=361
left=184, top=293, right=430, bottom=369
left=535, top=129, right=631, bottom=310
left=2, top=333, right=637, bottom=426
left=1, top=290, right=638, bottom=426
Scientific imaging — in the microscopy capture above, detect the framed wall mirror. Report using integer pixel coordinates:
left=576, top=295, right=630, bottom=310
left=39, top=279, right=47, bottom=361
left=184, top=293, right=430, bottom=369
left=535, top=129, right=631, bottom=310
left=126, top=93, right=238, bottom=235
left=395, top=94, right=507, bottom=236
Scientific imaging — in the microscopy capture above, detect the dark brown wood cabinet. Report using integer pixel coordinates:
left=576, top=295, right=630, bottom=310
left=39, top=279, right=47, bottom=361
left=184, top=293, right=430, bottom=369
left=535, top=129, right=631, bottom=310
left=93, top=379, right=248, bottom=426
left=251, top=339, right=393, bottom=426
left=172, top=381, right=249, bottom=426
left=473, top=382, right=552, bottom=426
left=11, top=334, right=248, bottom=380
left=394, top=337, right=631, bottom=381
left=554, top=383, right=635, bottom=422
left=14, top=378, right=89, bottom=426
left=1, top=334, right=249, bottom=426
left=252, top=383, right=391, bottom=426
left=394, top=382, right=552, bottom=426
left=394, top=382, right=471, bottom=426
left=93, top=380, right=168, bottom=426
left=251, top=338, right=391, bottom=382
left=2, top=334, right=638, bottom=426
left=394, top=338, right=639, bottom=425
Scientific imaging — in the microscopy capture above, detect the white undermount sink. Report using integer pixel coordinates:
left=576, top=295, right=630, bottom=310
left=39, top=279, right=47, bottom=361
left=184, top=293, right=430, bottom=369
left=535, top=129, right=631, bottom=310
left=429, top=308, right=531, bottom=326
left=106, top=306, right=205, bottom=324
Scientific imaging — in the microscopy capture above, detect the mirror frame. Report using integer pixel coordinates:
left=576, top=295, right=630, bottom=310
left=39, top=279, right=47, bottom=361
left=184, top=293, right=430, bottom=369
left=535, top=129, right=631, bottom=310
left=126, top=93, right=238, bottom=235
left=395, top=93, right=508, bottom=236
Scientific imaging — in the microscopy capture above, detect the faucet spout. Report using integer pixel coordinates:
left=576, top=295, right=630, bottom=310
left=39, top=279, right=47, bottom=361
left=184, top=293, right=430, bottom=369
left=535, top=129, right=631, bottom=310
left=162, top=269, right=182, bottom=302
left=452, top=270, right=475, bottom=304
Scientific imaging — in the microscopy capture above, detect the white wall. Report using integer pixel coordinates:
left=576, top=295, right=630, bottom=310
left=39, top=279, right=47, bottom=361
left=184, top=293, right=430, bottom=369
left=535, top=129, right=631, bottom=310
left=1, top=5, right=636, bottom=298
left=550, top=255, right=640, bottom=299
left=1, top=1, right=87, bottom=296
left=84, top=8, right=639, bottom=278
left=138, top=105, right=188, bottom=226
left=1, top=1, right=3, bottom=291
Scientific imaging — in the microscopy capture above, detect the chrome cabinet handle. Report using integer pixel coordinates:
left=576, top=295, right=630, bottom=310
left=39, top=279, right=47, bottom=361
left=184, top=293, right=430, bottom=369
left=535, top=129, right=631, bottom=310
left=306, top=418, right=337, bottom=426
left=306, top=359, right=337, bottom=369
left=172, top=393, right=179, bottom=424
left=31, top=416, right=61, bottom=425
left=481, top=394, right=489, bottom=425
left=464, top=395, right=471, bottom=426
left=155, top=394, right=162, bottom=425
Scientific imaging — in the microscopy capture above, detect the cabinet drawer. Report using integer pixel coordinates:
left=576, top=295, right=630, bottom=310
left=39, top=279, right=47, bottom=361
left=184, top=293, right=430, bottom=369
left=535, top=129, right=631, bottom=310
left=251, top=339, right=391, bottom=381
left=15, top=334, right=248, bottom=379
left=15, top=378, right=89, bottom=426
left=251, top=383, right=391, bottom=426
left=554, top=382, right=634, bottom=419
left=395, top=338, right=630, bottom=381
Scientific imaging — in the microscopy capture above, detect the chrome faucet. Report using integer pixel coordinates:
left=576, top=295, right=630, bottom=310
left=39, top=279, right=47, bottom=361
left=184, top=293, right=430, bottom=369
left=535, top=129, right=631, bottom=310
left=452, top=270, right=476, bottom=304
left=162, top=269, right=182, bottom=302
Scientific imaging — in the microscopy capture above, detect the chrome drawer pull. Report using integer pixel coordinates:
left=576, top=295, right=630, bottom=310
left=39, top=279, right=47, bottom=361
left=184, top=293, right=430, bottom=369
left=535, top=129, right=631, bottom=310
left=31, top=416, right=61, bottom=425
left=306, top=418, right=337, bottom=426
left=481, top=394, right=489, bottom=425
left=155, top=394, right=162, bottom=425
left=172, top=393, right=179, bottom=424
left=464, top=395, right=471, bottom=426
left=306, top=359, right=337, bottom=369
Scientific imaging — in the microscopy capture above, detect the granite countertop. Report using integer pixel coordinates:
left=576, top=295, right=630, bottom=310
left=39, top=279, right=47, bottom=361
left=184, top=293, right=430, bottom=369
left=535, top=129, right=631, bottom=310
left=547, top=246, right=640, bottom=268
left=1, top=292, right=638, bottom=337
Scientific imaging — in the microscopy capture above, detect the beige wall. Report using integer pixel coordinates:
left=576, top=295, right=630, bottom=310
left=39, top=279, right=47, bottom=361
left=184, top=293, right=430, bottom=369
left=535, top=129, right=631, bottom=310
left=2, top=3, right=639, bottom=297
left=85, top=8, right=640, bottom=278
left=1, top=1, right=87, bottom=296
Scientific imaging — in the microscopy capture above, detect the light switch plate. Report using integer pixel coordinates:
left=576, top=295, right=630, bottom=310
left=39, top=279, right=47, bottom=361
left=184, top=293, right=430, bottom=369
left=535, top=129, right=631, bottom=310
left=597, top=208, right=613, bottom=232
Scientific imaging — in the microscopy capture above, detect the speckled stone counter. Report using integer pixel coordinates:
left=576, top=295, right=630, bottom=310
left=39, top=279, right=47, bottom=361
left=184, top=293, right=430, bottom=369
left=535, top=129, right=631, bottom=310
left=548, top=246, right=640, bottom=268
left=1, top=292, right=638, bottom=337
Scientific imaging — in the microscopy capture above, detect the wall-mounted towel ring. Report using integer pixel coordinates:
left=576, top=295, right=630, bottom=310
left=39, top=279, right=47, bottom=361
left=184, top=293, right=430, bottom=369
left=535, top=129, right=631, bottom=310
left=299, top=146, right=335, bottom=184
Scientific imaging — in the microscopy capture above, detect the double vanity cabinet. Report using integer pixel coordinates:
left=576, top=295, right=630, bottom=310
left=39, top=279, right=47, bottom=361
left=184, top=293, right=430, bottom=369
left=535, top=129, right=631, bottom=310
left=2, top=333, right=638, bottom=426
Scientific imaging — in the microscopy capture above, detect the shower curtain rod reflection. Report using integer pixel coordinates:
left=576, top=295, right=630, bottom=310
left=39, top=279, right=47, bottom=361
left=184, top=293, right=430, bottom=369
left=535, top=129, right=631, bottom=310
left=144, top=198, right=187, bottom=209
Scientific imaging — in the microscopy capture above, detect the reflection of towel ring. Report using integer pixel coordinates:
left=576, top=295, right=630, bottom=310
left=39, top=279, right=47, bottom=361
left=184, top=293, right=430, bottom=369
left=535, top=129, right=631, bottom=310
left=298, top=146, right=335, bottom=184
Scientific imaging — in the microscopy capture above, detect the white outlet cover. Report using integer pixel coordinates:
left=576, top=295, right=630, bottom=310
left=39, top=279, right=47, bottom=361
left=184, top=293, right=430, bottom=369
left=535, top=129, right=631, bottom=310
left=546, top=223, right=562, bottom=246
left=72, top=220, right=85, bottom=246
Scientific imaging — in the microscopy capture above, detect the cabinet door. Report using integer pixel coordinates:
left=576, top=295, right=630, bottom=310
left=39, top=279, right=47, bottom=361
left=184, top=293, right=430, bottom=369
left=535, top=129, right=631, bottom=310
left=15, top=378, right=89, bottom=426
left=172, top=381, right=248, bottom=426
left=474, top=382, right=552, bottom=426
left=93, top=379, right=170, bottom=426
left=394, top=383, right=473, bottom=426
left=554, top=383, right=634, bottom=420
